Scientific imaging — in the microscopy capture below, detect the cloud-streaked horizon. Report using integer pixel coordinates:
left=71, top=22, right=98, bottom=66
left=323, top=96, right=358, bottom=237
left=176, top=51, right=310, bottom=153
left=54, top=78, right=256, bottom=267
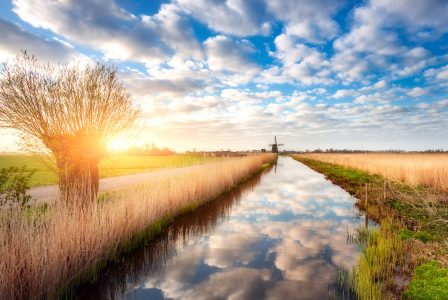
left=1, top=0, right=448, bottom=151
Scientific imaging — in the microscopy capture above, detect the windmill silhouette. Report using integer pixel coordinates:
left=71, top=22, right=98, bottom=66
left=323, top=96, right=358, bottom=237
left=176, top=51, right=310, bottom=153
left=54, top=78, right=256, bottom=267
left=269, top=136, right=284, bottom=153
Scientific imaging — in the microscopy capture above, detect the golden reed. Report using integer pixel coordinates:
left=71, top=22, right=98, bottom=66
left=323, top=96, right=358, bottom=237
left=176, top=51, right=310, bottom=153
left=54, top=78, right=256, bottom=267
left=296, top=153, right=448, bottom=192
left=0, top=154, right=275, bottom=299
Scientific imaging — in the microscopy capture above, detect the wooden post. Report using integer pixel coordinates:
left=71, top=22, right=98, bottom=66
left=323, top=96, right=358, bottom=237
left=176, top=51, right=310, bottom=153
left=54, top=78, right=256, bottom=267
left=365, top=183, right=368, bottom=228
left=365, top=183, right=368, bottom=209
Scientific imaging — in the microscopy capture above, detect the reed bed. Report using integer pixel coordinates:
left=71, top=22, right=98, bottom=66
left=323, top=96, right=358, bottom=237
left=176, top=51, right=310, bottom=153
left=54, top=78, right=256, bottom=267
left=296, top=153, right=448, bottom=192
left=349, top=220, right=406, bottom=300
left=0, top=154, right=275, bottom=299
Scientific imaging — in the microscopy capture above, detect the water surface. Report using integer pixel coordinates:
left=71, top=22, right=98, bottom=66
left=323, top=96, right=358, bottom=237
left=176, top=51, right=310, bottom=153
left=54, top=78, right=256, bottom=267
left=79, top=157, right=364, bottom=299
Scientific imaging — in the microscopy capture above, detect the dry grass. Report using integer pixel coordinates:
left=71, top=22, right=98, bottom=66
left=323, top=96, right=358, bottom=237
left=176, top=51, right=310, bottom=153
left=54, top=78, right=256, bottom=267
left=0, top=154, right=275, bottom=299
left=297, top=153, right=448, bottom=192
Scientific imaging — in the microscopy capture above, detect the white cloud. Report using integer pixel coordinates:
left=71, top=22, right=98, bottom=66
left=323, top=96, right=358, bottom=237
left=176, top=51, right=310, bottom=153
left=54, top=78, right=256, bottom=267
left=2, top=0, right=447, bottom=151
left=424, top=64, right=448, bottom=83
left=0, top=19, right=77, bottom=62
left=204, top=35, right=260, bottom=85
left=255, top=66, right=290, bottom=85
left=371, top=0, right=448, bottom=39
left=331, top=0, right=448, bottom=84
left=407, top=87, right=427, bottom=97
left=333, top=3, right=401, bottom=57
left=125, top=77, right=205, bottom=97
left=176, top=0, right=345, bottom=50
left=269, top=34, right=333, bottom=85
left=416, top=102, right=430, bottom=109
left=266, top=0, right=342, bottom=42
left=373, top=80, right=387, bottom=89
left=332, top=89, right=358, bottom=99
left=12, top=0, right=200, bottom=64
left=330, top=50, right=370, bottom=83
left=220, top=89, right=283, bottom=105
left=142, top=4, right=202, bottom=59
left=177, top=0, right=271, bottom=36
left=334, top=0, right=448, bottom=55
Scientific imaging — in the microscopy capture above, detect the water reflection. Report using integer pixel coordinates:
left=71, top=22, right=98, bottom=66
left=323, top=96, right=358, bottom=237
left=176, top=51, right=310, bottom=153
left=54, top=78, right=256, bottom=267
left=79, top=157, right=363, bottom=300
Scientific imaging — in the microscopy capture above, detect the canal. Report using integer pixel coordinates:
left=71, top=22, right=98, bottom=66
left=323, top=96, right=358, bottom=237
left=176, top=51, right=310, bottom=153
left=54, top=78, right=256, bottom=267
left=79, top=156, right=365, bottom=299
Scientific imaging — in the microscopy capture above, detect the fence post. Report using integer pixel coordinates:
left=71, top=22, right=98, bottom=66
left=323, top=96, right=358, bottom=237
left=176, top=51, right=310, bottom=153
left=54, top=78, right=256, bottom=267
left=365, top=183, right=368, bottom=209
left=365, top=183, right=368, bottom=228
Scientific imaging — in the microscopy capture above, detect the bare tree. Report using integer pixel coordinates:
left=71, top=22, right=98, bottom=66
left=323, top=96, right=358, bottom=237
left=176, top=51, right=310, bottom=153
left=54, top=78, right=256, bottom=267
left=0, top=52, right=139, bottom=202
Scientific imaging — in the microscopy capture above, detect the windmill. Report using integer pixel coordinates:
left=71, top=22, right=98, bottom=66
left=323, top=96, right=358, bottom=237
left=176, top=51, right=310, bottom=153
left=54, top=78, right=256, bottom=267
left=269, top=136, right=284, bottom=153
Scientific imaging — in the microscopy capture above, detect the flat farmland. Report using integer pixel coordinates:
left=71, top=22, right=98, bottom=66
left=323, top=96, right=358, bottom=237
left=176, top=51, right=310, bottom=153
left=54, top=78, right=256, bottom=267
left=0, top=154, right=228, bottom=187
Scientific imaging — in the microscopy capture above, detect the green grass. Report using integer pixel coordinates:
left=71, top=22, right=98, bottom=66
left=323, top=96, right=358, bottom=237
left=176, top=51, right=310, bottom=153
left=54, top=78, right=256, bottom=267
left=0, top=154, right=57, bottom=187
left=388, top=198, right=448, bottom=242
left=399, top=229, right=434, bottom=243
left=0, top=154, right=227, bottom=187
left=404, top=261, right=448, bottom=300
left=350, top=220, right=405, bottom=300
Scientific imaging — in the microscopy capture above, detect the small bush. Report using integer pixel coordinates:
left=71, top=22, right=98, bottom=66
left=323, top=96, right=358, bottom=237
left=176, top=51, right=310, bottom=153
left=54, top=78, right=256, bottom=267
left=0, top=166, right=34, bottom=210
left=404, top=261, right=448, bottom=300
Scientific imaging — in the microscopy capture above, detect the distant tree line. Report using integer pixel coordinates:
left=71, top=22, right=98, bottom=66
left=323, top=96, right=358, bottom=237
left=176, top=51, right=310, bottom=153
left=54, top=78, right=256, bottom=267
left=281, top=149, right=448, bottom=154
left=186, top=150, right=247, bottom=157
left=126, top=144, right=175, bottom=156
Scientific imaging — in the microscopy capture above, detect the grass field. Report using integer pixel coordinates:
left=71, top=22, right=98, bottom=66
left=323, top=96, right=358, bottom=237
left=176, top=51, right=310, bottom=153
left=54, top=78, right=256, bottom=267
left=296, top=153, right=448, bottom=192
left=0, top=154, right=228, bottom=187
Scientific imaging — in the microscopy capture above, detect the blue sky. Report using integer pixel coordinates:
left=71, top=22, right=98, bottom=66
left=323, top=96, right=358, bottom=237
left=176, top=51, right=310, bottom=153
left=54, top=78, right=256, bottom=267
left=0, top=0, right=447, bottom=151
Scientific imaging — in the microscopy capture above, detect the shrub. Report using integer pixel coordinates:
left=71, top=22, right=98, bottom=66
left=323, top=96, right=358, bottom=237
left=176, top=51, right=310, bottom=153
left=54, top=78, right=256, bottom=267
left=0, top=166, right=34, bottom=210
left=404, top=261, right=448, bottom=300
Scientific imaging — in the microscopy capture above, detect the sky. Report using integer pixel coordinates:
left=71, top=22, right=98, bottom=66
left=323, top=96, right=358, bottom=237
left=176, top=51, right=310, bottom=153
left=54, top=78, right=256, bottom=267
left=0, top=0, right=448, bottom=152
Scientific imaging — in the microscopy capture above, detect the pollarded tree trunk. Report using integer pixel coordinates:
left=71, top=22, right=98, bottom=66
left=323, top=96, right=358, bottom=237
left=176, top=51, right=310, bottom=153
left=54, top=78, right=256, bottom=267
left=44, top=134, right=105, bottom=204
left=57, top=158, right=100, bottom=203
left=0, top=53, right=139, bottom=205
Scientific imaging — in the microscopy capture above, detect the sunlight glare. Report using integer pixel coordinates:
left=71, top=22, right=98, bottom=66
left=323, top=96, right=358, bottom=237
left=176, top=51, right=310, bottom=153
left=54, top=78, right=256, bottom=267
left=107, top=136, right=132, bottom=152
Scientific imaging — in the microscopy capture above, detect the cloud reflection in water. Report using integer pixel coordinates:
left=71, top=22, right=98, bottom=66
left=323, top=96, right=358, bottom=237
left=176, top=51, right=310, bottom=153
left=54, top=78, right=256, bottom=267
left=79, top=157, right=364, bottom=300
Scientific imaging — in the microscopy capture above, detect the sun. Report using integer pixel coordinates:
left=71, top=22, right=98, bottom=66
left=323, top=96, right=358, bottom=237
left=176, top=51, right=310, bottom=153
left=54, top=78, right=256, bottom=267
left=107, top=136, right=132, bottom=152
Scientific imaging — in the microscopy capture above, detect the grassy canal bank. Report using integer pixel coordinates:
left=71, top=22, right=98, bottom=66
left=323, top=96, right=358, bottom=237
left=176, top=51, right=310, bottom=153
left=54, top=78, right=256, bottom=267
left=0, top=154, right=276, bottom=299
left=293, top=156, right=448, bottom=300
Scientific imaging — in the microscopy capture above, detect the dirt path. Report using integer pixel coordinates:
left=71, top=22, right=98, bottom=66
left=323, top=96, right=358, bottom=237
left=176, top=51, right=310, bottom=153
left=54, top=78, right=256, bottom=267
left=28, top=165, right=203, bottom=203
